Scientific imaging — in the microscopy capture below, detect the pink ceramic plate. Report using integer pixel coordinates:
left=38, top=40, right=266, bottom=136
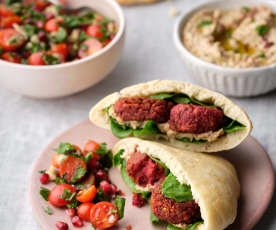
left=29, top=120, right=275, bottom=230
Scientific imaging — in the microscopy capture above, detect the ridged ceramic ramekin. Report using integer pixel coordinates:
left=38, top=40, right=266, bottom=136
left=174, top=0, right=276, bottom=97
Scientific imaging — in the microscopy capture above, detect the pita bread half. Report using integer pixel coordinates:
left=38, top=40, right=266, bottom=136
left=116, top=0, right=160, bottom=5
left=112, top=138, right=240, bottom=230
left=90, top=80, right=252, bottom=152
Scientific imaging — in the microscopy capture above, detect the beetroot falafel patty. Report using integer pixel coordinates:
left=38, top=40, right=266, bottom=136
left=114, top=97, right=173, bottom=123
left=126, top=151, right=165, bottom=187
left=151, top=182, right=201, bottom=225
left=169, top=104, right=223, bottom=134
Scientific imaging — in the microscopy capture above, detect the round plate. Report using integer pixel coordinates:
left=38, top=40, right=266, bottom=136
left=29, top=120, right=275, bottom=230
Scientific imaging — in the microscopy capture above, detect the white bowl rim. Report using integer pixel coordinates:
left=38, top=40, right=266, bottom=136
left=173, top=0, right=276, bottom=73
left=0, top=0, right=125, bottom=70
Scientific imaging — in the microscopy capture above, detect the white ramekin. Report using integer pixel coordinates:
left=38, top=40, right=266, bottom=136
left=0, top=0, right=125, bottom=99
left=174, top=0, right=276, bottom=97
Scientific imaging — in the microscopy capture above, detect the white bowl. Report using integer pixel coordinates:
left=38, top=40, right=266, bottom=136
left=174, top=0, right=276, bottom=97
left=0, top=0, right=125, bottom=99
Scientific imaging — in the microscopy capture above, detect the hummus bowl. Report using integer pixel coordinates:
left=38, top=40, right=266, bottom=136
left=174, top=0, right=276, bottom=97
left=0, top=0, right=125, bottom=99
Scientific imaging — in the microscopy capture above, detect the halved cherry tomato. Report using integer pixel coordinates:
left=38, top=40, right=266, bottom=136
left=90, top=202, right=119, bottom=230
left=0, top=5, right=14, bottom=17
left=49, top=184, right=76, bottom=207
left=86, top=24, right=103, bottom=38
left=78, top=39, right=103, bottom=59
left=28, top=52, right=46, bottom=65
left=0, top=28, right=25, bottom=51
left=102, top=39, right=111, bottom=47
left=51, top=153, right=67, bottom=169
left=1, top=52, right=20, bottom=63
left=82, top=140, right=100, bottom=168
left=45, top=18, right=63, bottom=32
left=34, top=0, right=49, bottom=11
left=59, top=156, right=87, bottom=183
left=76, top=185, right=97, bottom=203
left=0, top=16, right=21, bottom=28
left=51, top=43, right=68, bottom=59
left=47, top=51, right=66, bottom=64
left=77, top=203, right=94, bottom=222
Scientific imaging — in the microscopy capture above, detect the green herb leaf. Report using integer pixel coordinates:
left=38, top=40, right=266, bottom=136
left=256, top=25, right=269, bottom=36
left=80, top=44, right=88, bottom=50
left=95, top=143, right=113, bottom=169
left=39, top=169, right=46, bottom=174
left=60, top=188, right=76, bottom=201
left=42, top=53, right=60, bottom=65
left=40, top=187, right=50, bottom=201
left=149, top=93, right=175, bottom=100
left=161, top=173, right=193, bottom=202
left=43, top=206, right=53, bottom=215
left=133, top=120, right=161, bottom=137
left=114, top=196, right=126, bottom=219
left=66, top=199, right=80, bottom=208
left=55, top=143, right=78, bottom=155
left=79, top=31, right=89, bottom=42
left=258, top=53, right=265, bottom=58
left=94, top=188, right=110, bottom=202
left=23, top=24, right=36, bottom=37
left=71, top=167, right=87, bottom=183
left=199, top=20, right=213, bottom=27
left=84, top=152, right=93, bottom=164
left=54, top=27, right=67, bottom=43
left=55, top=174, right=68, bottom=185
left=177, top=138, right=207, bottom=144
left=120, top=160, right=151, bottom=198
left=110, top=117, right=133, bottom=139
left=113, top=149, right=124, bottom=167
left=242, top=6, right=250, bottom=12
left=6, top=0, right=21, bottom=5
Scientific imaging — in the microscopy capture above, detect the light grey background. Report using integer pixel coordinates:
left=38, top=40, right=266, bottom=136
left=0, top=0, right=275, bottom=229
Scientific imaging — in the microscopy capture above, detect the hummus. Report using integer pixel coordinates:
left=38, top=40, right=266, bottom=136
left=183, top=6, right=276, bottom=68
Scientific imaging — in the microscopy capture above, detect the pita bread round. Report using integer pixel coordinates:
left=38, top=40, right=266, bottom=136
left=113, top=138, right=240, bottom=230
left=116, top=0, right=160, bottom=5
left=90, top=80, right=252, bottom=152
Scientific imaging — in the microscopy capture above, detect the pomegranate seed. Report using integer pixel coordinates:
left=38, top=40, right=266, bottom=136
left=110, top=184, right=117, bottom=194
left=40, top=173, right=50, bottom=184
left=96, top=170, right=108, bottom=181
left=65, top=208, right=76, bottom=217
left=56, top=221, right=68, bottom=230
left=100, top=180, right=112, bottom=195
left=132, top=193, right=147, bottom=207
left=38, top=31, right=47, bottom=42
left=71, top=216, right=84, bottom=227
left=36, top=21, right=44, bottom=28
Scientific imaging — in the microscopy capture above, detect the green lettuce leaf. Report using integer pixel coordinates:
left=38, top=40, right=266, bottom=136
left=161, top=173, right=193, bottom=202
left=133, top=120, right=161, bottom=137
left=224, top=120, right=245, bottom=134
left=114, top=196, right=126, bottom=219
left=120, top=160, right=151, bottom=198
left=113, top=149, right=124, bottom=167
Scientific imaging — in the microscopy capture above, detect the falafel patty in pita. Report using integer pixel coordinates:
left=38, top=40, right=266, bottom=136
left=112, top=138, right=240, bottom=230
left=90, top=80, right=252, bottom=153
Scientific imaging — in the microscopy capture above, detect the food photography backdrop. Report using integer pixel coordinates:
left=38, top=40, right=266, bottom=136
left=0, top=0, right=275, bottom=230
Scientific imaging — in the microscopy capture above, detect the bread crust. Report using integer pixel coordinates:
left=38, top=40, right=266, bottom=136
left=112, top=138, right=240, bottom=230
left=89, top=80, right=253, bottom=152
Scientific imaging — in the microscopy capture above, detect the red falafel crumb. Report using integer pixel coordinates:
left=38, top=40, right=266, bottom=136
left=114, top=97, right=174, bottom=123
left=126, top=151, right=165, bottom=187
left=151, top=182, right=202, bottom=225
left=169, top=104, right=223, bottom=134
left=132, top=193, right=147, bottom=207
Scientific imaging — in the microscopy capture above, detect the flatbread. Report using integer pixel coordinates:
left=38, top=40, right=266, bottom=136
left=90, top=80, right=252, bottom=152
left=116, top=0, right=160, bottom=5
left=113, top=138, right=240, bottom=230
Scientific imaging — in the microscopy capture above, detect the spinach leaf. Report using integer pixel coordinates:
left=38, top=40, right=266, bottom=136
left=120, top=160, right=151, bottom=198
left=40, top=187, right=50, bottom=201
left=110, top=117, right=133, bottom=139
left=161, top=173, right=193, bottom=202
left=150, top=93, right=175, bottom=100
left=186, top=221, right=204, bottom=230
left=113, top=149, right=124, bottom=167
left=150, top=203, right=164, bottom=224
left=224, top=120, right=245, bottom=134
left=133, top=120, right=161, bottom=137
left=114, top=196, right=126, bottom=219
left=177, top=138, right=207, bottom=144
left=172, top=95, right=191, bottom=104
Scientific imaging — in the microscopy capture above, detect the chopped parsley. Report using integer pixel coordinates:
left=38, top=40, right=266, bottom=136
left=80, top=43, right=88, bottom=50
left=71, top=167, right=87, bottom=183
left=40, top=187, right=50, bottom=201
left=259, top=53, right=266, bottom=58
left=39, top=169, right=46, bottom=174
left=43, top=206, right=53, bottom=215
left=42, top=53, right=60, bottom=65
left=242, top=7, right=250, bottom=12
left=256, top=25, right=269, bottom=36
left=60, top=188, right=76, bottom=201
left=199, top=20, right=213, bottom=27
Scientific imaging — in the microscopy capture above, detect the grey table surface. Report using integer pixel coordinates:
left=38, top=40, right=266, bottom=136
left=0, top=0, right=275, bottom=229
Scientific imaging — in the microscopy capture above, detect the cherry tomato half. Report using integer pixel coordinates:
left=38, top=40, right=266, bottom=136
left=0, top=28, right=25, bottom=51
left=82, top=140, right=100, bottom=168
left=86, top=24, right=103, bottom=38
left=1, top=52, right=20, bottom=63
left=0, top=5, right=14, bottom=17
left=28, top=52, right=46, bottom=65
left=51, top=43, right=68, bottom=59
left=0, top=16, right=21, bottom=28
left=49, top=184, right=76, bottom=207
left=78, top=39, right=103, bottom=59
left=59, top=156, right=87, bottom=183
left=76, top=185, right=97, bottom=203
left=77, top=203, right=94, bottom=222
left=90, top=202, right=119, bottom=229
left=45, top=18, right=63, bottom=32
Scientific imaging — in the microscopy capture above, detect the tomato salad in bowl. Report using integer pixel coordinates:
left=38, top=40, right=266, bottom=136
left=0, top=0, right=117, bottom=65
left=38, top=140, right=126, bottom=230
